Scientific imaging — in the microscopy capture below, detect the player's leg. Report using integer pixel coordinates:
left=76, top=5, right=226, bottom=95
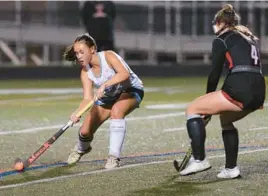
left=217, top=110, right=252, bottom=179
left=180, top=90, right=243, bottom=175
left=105, top=89, right=143, bottom=169
left=67, top=104, right=111, bottom=164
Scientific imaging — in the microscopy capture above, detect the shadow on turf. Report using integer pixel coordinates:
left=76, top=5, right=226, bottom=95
left=129, top=159, right=268, bottom=196
left=128, top=175, right=233, bottom=196
left=0, top=165, right=74, bottom=186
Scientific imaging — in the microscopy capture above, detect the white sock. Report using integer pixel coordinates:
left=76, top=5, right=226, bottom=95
left=77, top=132, right=93, bottom=153
left=109, top=119, right=126, bottom=158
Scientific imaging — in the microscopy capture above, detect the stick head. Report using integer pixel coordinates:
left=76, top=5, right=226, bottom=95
left=14, top=158, right=24, bottom=171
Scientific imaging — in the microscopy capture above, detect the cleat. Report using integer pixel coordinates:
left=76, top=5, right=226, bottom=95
left=217, top=167, right=241, bottom=179
left=67, top=146, right=92, bottom=165
left=104, top=155, right=120, bottom=169
left=174, top=155, right=195, bottom=172
left=179, top=158, right=211, bottom=176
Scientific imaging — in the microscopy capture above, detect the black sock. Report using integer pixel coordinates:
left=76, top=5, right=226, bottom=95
left=79, top=132, right=93, bottom=142
left=186, top=117, right=206, bottom=161
left=222, top=128, right=239, bottom=169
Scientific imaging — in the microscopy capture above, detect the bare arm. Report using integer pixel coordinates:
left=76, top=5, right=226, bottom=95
left=103, top=51, right=130, bottom=87
left=71, top=67, right=94, bottom=119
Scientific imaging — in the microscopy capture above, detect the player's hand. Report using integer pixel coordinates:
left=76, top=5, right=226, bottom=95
left=96, top=84, right=106, bottom=100
left=70, top=113, right=81, bottom=125
left=203, top=115, right=212, bottom=126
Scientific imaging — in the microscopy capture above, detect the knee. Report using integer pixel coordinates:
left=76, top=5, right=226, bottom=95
left=110, top=107, right=125, bottom=119
left=221, top=123, right=236, bottom=130
left=220, top=115, right=228, bottom=126
left=79, top=116, right=92, bottom=136
left=220, top=116, right=235, bottom=130
left=79, top=127, right=89, bottom=136
left=186, top=104, right=197, bottom=116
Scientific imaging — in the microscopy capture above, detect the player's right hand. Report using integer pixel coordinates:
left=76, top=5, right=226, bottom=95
left=70, top=113, right=81, bottom=124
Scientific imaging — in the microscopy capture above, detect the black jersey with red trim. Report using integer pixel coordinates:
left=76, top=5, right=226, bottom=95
left=206, top=30, right=261, bottom=93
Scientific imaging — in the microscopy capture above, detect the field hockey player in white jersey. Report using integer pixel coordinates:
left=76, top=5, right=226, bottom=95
left=63, top=33, right=144, bottom=169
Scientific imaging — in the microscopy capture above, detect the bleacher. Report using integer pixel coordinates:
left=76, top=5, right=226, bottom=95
left=0, top=1, right=268, bottom=66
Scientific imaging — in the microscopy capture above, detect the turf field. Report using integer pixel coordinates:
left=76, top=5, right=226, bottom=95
left=1, top=77, right=268, bottom=196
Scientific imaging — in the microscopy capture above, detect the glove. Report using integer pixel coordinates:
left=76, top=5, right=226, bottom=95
left=203, top=115, right=212, bottom=126
left=104, top=84, right=123, bottom=97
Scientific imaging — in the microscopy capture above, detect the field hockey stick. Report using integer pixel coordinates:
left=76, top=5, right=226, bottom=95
left=173, top=115, right=211, bottom=173
left=14, top=99, right=95, bottom=171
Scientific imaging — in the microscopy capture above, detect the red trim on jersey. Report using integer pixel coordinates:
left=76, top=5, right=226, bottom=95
left=225, top=52, right=234, bottom=69
left=221, top=90, right=243, bottom=109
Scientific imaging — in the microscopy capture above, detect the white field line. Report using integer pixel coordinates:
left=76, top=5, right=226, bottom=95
left=0, top=95, right=76, bottom=104
left=147, top=102, right=268, bottom=110
left=0, top=147, right=267, bottom=190
left=0, top=112, right=185, bottom=135
left=0, top=87, right=180, bottom=104
left=146, top=103, right=188, bottom=110
left=0, top=87, right=166, bottom=95
left=0, top=88, right=83, bottom=95
left=163, top=126, right=268, bottom=133
left=163, top=127, right=186, bottom=132
left=249, top=127, right=268, bottom=131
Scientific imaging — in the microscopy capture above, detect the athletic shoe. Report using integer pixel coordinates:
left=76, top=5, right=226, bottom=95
left=104, top=155, right=120, bottom=169
left=187, top=155, right=195, bottom=166
left=217, top=166, right=241, bottom=179
left=67, top=146, right=92, bottom=165
left=180, top=158, right=211, bottom=176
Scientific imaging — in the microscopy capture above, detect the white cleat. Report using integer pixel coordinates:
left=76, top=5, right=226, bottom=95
left=180, top=158, right=211, bottom=176
left=217, top=167, right=241, bottom=179
left=187, top=156, right=195, bottom=166
left=104, top=156, right=120, bottom=169
left=67, top=146, right=92, bottom=165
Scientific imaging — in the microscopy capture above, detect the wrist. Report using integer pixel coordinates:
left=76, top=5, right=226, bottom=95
left=103, top=83, right=109, bottom=88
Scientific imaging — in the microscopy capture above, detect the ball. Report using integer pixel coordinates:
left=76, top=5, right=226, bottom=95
left=14, top=159, right=24, bottom=171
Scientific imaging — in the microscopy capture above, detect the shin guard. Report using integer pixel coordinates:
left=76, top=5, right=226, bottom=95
left=186, top=117, right=206, bottom=161
left=222, top=128, right=239, bottom=169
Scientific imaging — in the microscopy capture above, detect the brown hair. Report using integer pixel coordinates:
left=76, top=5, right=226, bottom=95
left=63, top=33, right=97, bottom=62
left=214, top=4, right=258, bottom=40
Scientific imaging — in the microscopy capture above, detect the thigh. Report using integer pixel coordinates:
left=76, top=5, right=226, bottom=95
left=186, top=90, right=243, bottom=116
left=111, top=93, right=138, bottom=119
left=220, top=110, right=253, bottom=125
left=80, top=104, right=111, bottom=133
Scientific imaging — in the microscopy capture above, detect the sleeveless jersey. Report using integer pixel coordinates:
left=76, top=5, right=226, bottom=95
left=86, top=52, right=143, bottom=92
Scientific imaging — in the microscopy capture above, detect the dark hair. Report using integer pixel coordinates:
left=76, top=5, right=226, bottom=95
left=63, top=33, right=97, bottom=62
left=214, top=4, right=258, bottom=40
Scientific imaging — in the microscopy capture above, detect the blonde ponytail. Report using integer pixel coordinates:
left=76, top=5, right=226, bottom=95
left=234, top=25, right=259, bottom=41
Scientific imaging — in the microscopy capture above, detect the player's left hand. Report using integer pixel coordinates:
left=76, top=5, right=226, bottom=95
left=203, top=115, right=212, bottom=126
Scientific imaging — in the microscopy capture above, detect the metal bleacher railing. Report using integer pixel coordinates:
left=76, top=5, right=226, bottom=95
left=0, top=1, right=268, bottom=66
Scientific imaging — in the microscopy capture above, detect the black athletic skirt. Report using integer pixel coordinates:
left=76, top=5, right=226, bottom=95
left=221, top=72, right=266, bottom=110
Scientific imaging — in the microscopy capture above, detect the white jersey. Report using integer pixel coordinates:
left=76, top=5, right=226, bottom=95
left=86, top=51, right=143, bottom=91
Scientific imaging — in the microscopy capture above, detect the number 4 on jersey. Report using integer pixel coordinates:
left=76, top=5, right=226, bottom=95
left=251, top=45, right=259, bottom=65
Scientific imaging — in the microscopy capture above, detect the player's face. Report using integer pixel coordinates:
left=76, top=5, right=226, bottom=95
left=73, top=42, right=94, bottom=66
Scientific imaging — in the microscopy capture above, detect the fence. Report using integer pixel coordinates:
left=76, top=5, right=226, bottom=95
left=0, top=1, right=268, bottom=66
